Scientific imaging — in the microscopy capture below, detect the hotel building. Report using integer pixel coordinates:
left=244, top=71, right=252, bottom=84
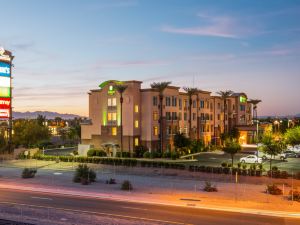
left=81, top=80, right=254, bottom=155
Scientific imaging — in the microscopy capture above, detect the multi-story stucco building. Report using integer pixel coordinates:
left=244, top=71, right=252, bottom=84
left=81, top=80, right=254, bottom=155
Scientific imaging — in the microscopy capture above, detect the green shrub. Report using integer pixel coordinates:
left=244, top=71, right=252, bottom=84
left=266, top=184, right=282, bottom=195
left=203, top=181, right=217, bottom=192
left=134, top=145, right=148, bottom=158
left=237, top=163, right=241, bottom=168
left=121, top=180, right=133, bottom=191
left=87, top=149, right=106, bottom=157
left=162, top=151, right=171, bottom=158
left=242, top=164, right=247, bottom=170
left=171, top=151, right=179, bottom=160
left=221, top=162, right=227, bottom=167
left=116, top=152, right=130, bottom=158
left=290, top=189, right=300, bottom=202
left=22, top=168, right=37, bottom=178
left=143, top=151, right=151, bottom=158
left=73, top=164, right=96, bottom=184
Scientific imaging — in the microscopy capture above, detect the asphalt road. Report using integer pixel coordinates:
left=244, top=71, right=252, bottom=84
left=0, top=188, right=299, bottom=225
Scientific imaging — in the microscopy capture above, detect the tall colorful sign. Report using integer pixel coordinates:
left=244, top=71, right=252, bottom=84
left=0, top=49, right=12, bottom=119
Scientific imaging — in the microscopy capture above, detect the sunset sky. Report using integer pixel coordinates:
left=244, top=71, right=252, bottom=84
left=0, top=0, right=300, bottom=116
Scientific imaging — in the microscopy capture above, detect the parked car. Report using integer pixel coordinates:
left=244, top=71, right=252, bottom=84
left=288, top=145, right=300, bottom=153
left=257, top=151, right=286, bottom=161
left=240, top=155, right=262, bottom=164
left=282, top=150, right=298, bottom=158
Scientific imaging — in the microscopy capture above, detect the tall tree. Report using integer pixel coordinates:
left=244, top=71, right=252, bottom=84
left=260, top=133, right=285, bottom=171
left=183, top=87, right=198, bottom=140
left=37, top=114, right=46, bottom=126
left=285, top=126, right=300, bottom=146
left=216, top=90, right=233, bottom=135
left=150, top=81, right=171, bottom=152
left=114, top=84, right=128, bottom=157
left=222, top=139, right=241, bottom=168
left=248, top=99, right=262, bottom=141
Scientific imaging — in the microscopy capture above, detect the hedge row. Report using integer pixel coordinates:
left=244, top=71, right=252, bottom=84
left=189, top=165, right=264, bottom=176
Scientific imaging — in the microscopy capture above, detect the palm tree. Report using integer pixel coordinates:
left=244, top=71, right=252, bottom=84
left=183, top=87, right=198, bottom=139
left=114, top=84, right=128, bottom=158
left=216, top=90, right=233, bottom=135
left=222, top=139, right=241, bottom=168
left=248, top=99, right=262, bottom=141
left=150, top=81, right=171, bottom=152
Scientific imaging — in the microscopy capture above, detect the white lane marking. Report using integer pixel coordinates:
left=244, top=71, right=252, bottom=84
left=122, top=206, right=148, bottom=211
left=31, top=196, right=53, bottom=201
left=53, top=172, right=62, bottom=175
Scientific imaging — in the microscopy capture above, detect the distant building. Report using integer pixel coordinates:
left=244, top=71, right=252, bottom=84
left=81, top=80, right=254, bottom=155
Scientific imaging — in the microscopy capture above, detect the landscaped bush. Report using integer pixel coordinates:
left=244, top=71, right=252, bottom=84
left=162, top=151, right=171, bottom=158
left=289, top=189, right=300, bottom=202
left=87, top=149, right=106, bottom=157
left=73, top=164, right=96, bottom=185
left=22, top=168, right=37, bottom=178
left=121, top=180, right=133, bottom=191
left=266, top=184, right=282, bottom=195
left=171, top=151, right=179, bottom=160
left=203, top=181, right=218, bottom=192
left=134, top=145, right=148, bottom=158
left=143, top=151, right=151, bottom=158
left=116, top=152, right=131, bottom=158
left=221, top=162, right=228, bottom=167
left=106, top=178, right=116, bottom=184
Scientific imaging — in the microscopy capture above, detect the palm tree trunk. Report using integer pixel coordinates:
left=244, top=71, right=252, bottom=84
left=120, top=94, right=123, bottom=158
left=189, top=98, right=192, bottom=139
left=159, top=94, right=163, bottom=153
left=196, top=96, right=199, bottom=140
left=223, top=99, right=226, bottom=133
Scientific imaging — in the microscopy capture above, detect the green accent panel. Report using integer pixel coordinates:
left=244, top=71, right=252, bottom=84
left=102, top=109, right=107, bottom=126
left=99, top=80, right=124, bottom=89
left=240, top=96, right=247, bottom=103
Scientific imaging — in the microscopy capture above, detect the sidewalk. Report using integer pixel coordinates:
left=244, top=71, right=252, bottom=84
left=0, top=163, right=300, bottom=219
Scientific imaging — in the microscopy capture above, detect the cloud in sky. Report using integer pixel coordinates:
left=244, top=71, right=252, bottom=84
left=161, top=13, right=253, bottom=38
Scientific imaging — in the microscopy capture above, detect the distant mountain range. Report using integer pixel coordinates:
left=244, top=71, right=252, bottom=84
left=13, top=111, right=83, bottom=120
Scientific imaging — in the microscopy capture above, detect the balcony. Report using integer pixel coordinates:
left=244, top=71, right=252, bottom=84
left=107, top=106, right=117, bottom=111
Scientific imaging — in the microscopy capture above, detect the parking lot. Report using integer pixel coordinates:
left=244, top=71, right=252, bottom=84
left=189, top=151, right=300, bottom=173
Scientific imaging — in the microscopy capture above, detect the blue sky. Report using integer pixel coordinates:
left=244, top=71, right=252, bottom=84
left=0, top=0, right=300, bottom=116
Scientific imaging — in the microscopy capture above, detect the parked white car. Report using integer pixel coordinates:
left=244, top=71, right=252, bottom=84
left=257, top=151, right=286, bottom=161
left=287, top=145, right=300, bottom=153
left=240, top=155, right=262, bottom=164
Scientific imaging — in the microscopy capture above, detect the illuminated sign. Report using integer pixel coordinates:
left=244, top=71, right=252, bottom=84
left=0, top=97, right=11, bottom=109
left=0, top=109, right=9, bottom=119
left=0, top=87, right=10, bottom=97
left=0, top=76, right=10, bottom=87
left=108, top=85, right=115, bottom=95
left=0, top=62, right=10, bottom=77
left=240, top=96, right=247, bottom=103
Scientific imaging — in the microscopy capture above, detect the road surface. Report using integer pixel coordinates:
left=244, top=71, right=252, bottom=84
left=0, top=188, right=298, bottom=225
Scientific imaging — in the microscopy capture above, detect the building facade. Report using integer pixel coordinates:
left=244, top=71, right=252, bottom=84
left=81, top=80, right=254, bottom=154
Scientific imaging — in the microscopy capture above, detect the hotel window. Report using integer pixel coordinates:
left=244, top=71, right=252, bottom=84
left=135, top=120, right=139, bottom=128
left=172, top=112, right=177, bottom=120
left=183, top=100, right=187, bottom=108
left=111, top=127, right=117, bottom=136
left=153, top=126, right=158, bottom=136
left=134, top=105, right=139, bottom=113
left=217, top=103, right=221, bottom=109
left=108, top=98, right=117, bottom=106
left=171, top=96, right=177, bottom=106
left=240, top=105, right=246, bottom=111
left=201, top=113, right=205, bottom=120
left=178, top=112, right=182, bottom=120
left=134, top=138, right=139, bottom=146
left=193, top=100, right=196, bottom=108
left=179, top=98, right=182, bottom=109
left=210, top=114, right=213, bottom=121
left=153, top=96, right=158, bottom=106
left=108, top=112, right=117, bottom=121
left=192, top=113, right=196, bottom=121
left=217, top=114, right=220, bottom=120
left=184, top=112, right=187, bottom=121
left=233, top=104, right=235, bottom=110
left=200, top=101, right=204, bottom=108
left=166, top=97, right=171, bottom=106
left=166, top=126, right=172, bottom=135
left=166, top=112, right=171, bottom=120
left=210, top=103, right=213, bottom=110
left=153, top=111, right=158, bottom=121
